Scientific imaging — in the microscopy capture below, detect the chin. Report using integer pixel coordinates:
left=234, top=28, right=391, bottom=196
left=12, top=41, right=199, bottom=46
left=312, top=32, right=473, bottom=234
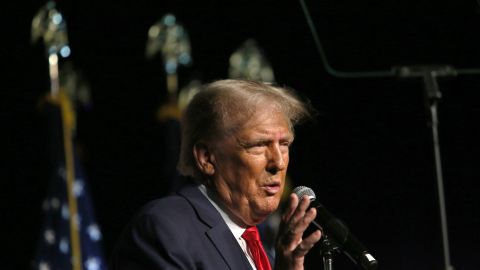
left=257, top=204, right=280, bottom=219
left=267, top=196, right=281, bottom=210
left=250, top=213, right=271, bottom=226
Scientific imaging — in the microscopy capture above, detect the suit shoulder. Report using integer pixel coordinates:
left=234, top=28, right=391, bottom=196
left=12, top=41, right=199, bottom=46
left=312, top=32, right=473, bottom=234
left=135, top=195, right=196, bottom=224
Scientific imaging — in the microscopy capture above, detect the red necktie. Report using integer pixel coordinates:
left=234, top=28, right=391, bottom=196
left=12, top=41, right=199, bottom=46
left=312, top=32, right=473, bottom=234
left=241, top=226, right=272, bottom=270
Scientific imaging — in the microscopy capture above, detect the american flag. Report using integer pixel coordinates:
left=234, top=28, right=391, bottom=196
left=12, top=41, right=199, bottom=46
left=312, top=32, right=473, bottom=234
left=33, top=92, right=107, bottom=270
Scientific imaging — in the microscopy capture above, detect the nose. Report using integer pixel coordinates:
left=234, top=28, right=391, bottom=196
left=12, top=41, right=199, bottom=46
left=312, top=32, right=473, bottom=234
left=266, top=144, right=287, bottom=175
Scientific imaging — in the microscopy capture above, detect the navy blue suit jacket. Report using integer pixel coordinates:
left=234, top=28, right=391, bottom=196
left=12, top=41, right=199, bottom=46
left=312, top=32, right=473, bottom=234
left=111, top=181, right=255, bottom=270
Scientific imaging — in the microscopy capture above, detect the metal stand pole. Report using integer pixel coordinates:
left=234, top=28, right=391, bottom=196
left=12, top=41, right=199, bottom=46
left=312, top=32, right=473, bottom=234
left=323, top=250, right=333, bottom=270
left=395, top=66, right=456, bottom=270
left=320, top=235, right=336, bottom=270
left=427, top=95, right=456, bottom=270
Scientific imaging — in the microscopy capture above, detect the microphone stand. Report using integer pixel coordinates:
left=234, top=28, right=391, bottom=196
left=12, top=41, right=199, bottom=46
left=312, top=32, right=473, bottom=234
left=319, top=235, right=338, bottom=270
left=298, top=3, right=480, bottom=269
left=394, top=65, right=456, bottom=270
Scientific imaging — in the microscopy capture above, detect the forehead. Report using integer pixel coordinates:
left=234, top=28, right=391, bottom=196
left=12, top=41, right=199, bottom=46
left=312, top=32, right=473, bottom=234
left=237, top=107, right=293, bottom=138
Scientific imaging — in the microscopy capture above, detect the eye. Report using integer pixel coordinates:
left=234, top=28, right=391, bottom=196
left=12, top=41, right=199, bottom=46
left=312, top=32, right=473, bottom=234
left=279, top=141, right=291, bottom=152
left=243, top=141, right=268, bottom=154
left=252, top=142, right=268, bottom=149
left=281, top=140, right=291, bottom=147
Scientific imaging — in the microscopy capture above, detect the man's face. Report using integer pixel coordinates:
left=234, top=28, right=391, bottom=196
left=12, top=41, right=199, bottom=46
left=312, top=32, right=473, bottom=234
left=209, top=107, right=293, bottom=226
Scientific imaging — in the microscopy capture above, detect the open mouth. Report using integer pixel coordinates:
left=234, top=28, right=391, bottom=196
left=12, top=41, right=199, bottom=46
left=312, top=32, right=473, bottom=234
left=263, top=182, right=281, bottom=195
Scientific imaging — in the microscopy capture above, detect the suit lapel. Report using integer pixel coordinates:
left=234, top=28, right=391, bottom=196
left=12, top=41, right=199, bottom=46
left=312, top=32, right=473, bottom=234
left=207, top=224, right=253, bottom=270
left=178, top=182, right=253, bottom=270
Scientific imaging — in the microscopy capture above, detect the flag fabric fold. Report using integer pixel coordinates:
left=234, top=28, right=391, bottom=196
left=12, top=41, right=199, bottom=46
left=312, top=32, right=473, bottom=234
left=34, top=91, right=107, bottom=270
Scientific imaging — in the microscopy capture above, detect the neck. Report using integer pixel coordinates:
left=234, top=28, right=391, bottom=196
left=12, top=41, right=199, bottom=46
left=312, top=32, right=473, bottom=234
left=204, top=185, right=251, bottom=228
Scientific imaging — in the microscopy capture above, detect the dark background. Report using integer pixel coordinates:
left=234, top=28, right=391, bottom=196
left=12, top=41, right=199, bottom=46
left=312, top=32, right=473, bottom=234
left=2, top=0, right=480, bottom=269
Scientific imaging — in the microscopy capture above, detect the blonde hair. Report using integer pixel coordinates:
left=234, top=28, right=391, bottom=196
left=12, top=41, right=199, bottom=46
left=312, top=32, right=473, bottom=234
left=177, top=79, right=311, bottom=179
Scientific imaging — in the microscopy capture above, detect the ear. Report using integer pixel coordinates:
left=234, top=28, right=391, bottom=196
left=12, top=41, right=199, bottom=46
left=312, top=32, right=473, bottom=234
left=193, top=142, right=215, bottom=176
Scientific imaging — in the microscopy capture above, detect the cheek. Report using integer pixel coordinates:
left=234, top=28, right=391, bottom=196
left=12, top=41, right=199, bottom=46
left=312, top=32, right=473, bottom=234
left=240, top=155, right=267, bottom=173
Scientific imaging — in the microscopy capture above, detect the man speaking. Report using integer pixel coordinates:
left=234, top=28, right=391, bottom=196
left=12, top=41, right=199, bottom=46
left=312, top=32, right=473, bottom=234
left=111, top=79, right=322, bottom=269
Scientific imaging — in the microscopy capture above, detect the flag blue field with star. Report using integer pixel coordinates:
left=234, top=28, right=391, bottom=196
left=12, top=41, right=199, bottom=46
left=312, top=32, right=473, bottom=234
left=33, top=94, right=107, bottom=270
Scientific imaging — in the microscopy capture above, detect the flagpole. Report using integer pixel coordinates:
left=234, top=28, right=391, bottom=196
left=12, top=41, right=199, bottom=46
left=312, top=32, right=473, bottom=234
left=166, top=73, right=178, bottom=104
left=48, top=53, right=60, bottom=96
left=59, top=93, right=83, bottom=270
left=32, top=2, right=83, bottom=269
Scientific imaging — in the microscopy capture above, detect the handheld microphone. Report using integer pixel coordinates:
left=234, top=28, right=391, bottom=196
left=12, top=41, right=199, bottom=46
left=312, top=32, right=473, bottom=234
left=293, top=186, right=378, bottom=270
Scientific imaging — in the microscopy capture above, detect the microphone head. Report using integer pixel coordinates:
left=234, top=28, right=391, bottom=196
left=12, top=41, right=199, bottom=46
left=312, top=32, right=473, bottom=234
left=292, top=186, right=316, bottom=201
left=292, top=186, right=378, bottom=270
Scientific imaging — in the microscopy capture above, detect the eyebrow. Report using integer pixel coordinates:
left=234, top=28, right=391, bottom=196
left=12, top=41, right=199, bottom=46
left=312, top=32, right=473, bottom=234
left=237, top=136, right=294, bottom=147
